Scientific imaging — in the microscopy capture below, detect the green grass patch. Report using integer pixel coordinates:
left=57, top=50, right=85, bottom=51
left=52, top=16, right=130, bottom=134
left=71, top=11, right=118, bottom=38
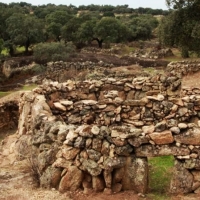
left=22, top=84, right=37, bottom=91
left=0, top=91, right=12, bottom=98
left=0, top=84, right=37, bottom=99
left=148, top=155, right=174, bottom=197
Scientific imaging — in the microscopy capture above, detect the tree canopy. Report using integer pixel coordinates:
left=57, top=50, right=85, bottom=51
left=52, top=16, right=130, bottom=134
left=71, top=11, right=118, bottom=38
left=166, top=0, right=198, bottom=9
left=159, top=0, right=200, bottom=57
left=0, top=2, right=163, bottom=55
left=6, top=13, right=44, bottom=54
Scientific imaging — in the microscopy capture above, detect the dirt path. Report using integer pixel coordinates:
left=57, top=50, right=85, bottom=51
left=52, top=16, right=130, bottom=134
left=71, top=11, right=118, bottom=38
left=182, top=71, right=200, bottom=88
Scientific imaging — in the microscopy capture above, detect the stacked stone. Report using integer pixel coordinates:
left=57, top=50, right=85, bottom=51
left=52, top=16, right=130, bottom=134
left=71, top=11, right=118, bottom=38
left=17, top=74, right=200, bottom=195
left=182, top=87, right=200, bottom=96
left=46, top=61, right=113, bottom=74
left=167, top=61, right=200, bottom=76
left=133, top=48, right=174, bottom=59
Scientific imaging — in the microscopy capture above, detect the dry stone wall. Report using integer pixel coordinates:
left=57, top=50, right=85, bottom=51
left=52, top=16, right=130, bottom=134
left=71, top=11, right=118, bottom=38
left=17, top=72, right=200, bottom=195
left=167, top=61, right=200, bottom=76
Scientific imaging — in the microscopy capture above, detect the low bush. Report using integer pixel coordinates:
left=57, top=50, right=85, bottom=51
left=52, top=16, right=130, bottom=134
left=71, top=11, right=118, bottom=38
left=33, top=42, right=76, bottom=63
left=31, top=64, right=46, bottom=75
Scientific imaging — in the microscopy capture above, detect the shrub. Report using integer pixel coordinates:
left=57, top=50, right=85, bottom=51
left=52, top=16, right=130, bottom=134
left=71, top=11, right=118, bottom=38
left=33, top=42, right=76, bottom=63
left=31, top=64, right=46, bottom=75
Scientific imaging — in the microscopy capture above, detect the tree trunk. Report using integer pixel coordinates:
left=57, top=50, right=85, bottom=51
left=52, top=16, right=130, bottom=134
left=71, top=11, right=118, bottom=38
left=99, top=40, right=103, bottom=48
left=9, top=46, right=14, bottom=57
left=57, top=36, right=61, bottom=42
left=181, top=46, right=189, bottom=58
left=25, top=38, right=30, bottom=55
left=92, top=38, right=103, bottom=48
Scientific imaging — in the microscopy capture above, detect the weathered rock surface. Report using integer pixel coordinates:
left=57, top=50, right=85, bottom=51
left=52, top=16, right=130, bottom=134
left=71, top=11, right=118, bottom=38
left=59, top=166, right=83, bottom=192
left=170, top=161, right=194, bottom=194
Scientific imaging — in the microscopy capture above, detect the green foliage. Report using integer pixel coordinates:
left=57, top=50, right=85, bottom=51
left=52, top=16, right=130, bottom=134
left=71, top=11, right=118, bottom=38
left=61, top=13, right=157, bottom=48
left=127, top=15, right=159, bottom=40
left=30, top=64, right=46, bottom=75
left=34, top=4, right=77, bottom=19
left=103, top=11, right=115, bottom=17
left=0, top=2, right=169, bottom=53
left=166, top=0, right=196, bottom=9
left=160, top=0, right=200, bottom=57
left=78, top=11, right=102, bottom=21
left=61, top=17, right=83, bottom=43
left=78, top=4, right=168, bottom=15
left=46, top=10, right=72, bottom=25
left=46, top=10, right=73, bottom=41
left=0, top=6, right=27, bottom=43
left=46, top=22, right=62, bottom=41
left=94, top=17, right=131, bottom=43
left=77, top=19, right=97, bottom=43
left=6, top=13, right=45, bottom=53
left=33, top=42, right=75, bottom=63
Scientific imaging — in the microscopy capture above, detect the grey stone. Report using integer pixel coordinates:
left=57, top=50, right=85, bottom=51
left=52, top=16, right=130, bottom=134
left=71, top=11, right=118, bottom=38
left=81, top=159, right=102, bottom=176
left=86, top=149, right=101, bottom=162
left=170, top=160, right=193, bottom=194
left=122, top=157, right=148, bottom=193
left=170, top=127, right=180, bottom=134
left=155, top=121, right=167, bottom=132
left=103, top=156, right=125, bottom=170
left=74, top=137, right=85, bottom=148
left=92, top=138, right=102, bottom=152
left=40, top=166, right=62, bottom=189
left=115, top=144, right=133, bottom=156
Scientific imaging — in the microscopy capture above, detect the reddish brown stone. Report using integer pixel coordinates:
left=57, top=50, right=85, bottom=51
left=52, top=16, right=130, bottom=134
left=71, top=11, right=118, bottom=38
left=149, top=130, right=174, bottom=145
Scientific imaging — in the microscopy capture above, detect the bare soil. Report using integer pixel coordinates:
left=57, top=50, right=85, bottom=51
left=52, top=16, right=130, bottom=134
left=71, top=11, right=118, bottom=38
left=182, top=71, right=200, bottom=88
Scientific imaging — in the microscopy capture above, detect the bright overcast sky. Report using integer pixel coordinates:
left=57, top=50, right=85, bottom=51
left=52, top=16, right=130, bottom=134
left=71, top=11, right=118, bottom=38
left=1, top=0, right=168, bottom=10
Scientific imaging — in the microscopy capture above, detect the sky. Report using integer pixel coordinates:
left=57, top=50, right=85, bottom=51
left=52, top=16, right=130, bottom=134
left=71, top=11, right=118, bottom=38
left=1, top=0, right=169, bottom=10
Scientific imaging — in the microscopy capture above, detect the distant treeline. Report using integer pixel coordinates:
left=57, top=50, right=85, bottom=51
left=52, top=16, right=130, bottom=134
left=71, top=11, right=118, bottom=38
left=0, top=2, right=169, bottom=16
left=0, top=1, right=161, bottom=56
